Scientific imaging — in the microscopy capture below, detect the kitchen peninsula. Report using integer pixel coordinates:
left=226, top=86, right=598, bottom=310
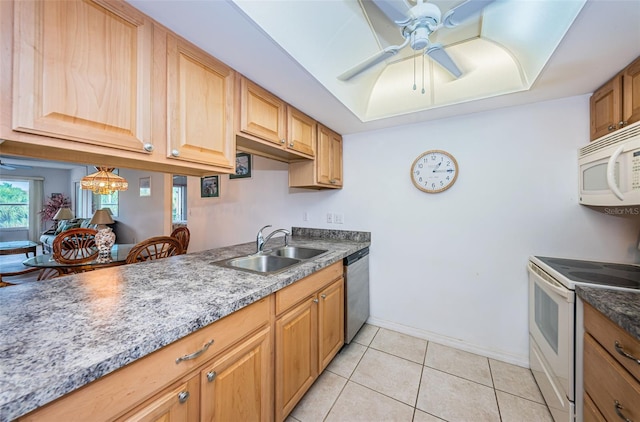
left=0, top=228, right=370, bottom=421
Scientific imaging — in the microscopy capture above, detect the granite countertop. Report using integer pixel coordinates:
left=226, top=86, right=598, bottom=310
left=576, top=285, right=640, bottom=340
left=0, top=227, right=370, bottom=421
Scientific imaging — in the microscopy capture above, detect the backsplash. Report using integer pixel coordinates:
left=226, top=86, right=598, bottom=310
left=292, top=227, right=371, bottom=243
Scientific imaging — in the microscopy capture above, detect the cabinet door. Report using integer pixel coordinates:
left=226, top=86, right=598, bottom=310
left=317, top=125, right=343, bottom=187
left=166, top=34, right=235, bottom=169
left=12, top=0, right=152, bottom=153
left=318, top=277, right=344, bottom=371
left=275, top=297, right=318, bottom=421
left=200, top=327, right=272, bottom=422
left=623, top=56, right=640, bottom=128
left=119, top=377, right=199, bottom=422
left=590, top=75, right=622, bottom=140
left=239, top=78, right=286, bottom=146
left=287, top=107, right=316, bottom=157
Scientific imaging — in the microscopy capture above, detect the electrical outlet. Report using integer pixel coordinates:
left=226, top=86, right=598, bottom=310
left=326, top=213, right=333, bottom=223
left=334, top=213, right=344, bottom=224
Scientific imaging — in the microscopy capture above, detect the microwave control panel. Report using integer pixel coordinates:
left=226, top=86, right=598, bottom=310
left=634, top=151, right=640, bottom=190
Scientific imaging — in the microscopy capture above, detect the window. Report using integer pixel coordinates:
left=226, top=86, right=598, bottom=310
left=0, top=179, right=29, bottom=229
left=92, top=191, right=119, bottom=217
left=172, top=175, right=187, bottom=223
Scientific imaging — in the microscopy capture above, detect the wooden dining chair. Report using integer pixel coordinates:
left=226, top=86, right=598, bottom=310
left=170, top=227, right=190, bottom=254
left=52, top=228, right=99, bottom=265
left=125, top=236, right=183, bottom=264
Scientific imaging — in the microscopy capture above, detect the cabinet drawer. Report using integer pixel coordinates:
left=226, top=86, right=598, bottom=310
left=583, top=392, right=606, bottom=422
left=275, top=262, right=342, bottom=315
left=20, top=297, right=271, bottom=421
left=584, top=333, right=640, bottom=422
left=584, top=302, right=640, bottom=382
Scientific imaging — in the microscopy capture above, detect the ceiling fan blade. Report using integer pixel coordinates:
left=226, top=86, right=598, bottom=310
left=442, top=0, right=496, bottom=28
left=371, top=0, right=412, bottom=26
left=426, top=44, right=462, bottom=78
left=338, top=41, right=408, bottom=81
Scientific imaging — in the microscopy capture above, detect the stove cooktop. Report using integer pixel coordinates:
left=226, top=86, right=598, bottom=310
left=535, top=256, right=640, bottom=290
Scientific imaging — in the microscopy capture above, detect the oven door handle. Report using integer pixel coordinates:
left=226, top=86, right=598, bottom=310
left=528, top=262, right=573, bottom=301
left=607, top=145, right=625, bottom=201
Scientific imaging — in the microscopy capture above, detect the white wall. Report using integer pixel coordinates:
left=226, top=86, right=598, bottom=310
left=185, top=94, right=640, bottom=366
left=116, top=169, right=171, bottom=244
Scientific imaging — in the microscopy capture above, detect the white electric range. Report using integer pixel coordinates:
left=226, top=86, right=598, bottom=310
left=527, top=256, right=640, bottom=422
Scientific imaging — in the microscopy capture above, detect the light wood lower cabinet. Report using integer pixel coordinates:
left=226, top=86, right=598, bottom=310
left=583, top=302, right=640, bottom=422
left=19, top=262, right=347, bottom=422
left=118, top=377, right=200, bottom=422
left=275, top=262, right=344, bottom=421
left=200, top=327, right=272, bottom=422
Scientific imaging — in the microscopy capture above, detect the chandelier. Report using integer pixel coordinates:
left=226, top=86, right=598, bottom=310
left=81, top=167, right=128, bottom=195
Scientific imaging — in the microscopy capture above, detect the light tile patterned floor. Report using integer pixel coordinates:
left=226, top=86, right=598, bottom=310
left=286, top=324, right=552, bottom=422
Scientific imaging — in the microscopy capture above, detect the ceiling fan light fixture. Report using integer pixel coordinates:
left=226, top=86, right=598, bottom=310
left=81, top=167, right=128, bottom=195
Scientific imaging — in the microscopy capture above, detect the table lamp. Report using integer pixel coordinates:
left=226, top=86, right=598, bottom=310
left=89, top=209, right=114, bottom=230
left=52, top=207, right=74, bottom=230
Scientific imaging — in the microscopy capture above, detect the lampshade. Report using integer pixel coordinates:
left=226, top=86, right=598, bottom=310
left=90, top=209, right=115, bottom=226
left=81, top=167, right=128, bottom=195
left=53, top=207, right=74, bottom=221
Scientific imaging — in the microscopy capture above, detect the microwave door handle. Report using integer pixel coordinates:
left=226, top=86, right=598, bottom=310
left=607, top=145, right=625, bottom=201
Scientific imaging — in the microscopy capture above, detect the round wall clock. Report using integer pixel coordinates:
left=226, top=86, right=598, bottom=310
left=410, top=150, right=459, bottom=193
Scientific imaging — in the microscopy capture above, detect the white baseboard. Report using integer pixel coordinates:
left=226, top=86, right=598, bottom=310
left=366, top=316, right=530, bottom=368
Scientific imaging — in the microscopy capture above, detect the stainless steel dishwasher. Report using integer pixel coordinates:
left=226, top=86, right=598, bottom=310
left=344, top=247, right=370, bottom=344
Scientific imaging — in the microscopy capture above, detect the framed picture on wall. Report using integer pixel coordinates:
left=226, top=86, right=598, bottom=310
left=139, top=177, right=151, bottom=197
left=201, top=175, right=219, bottom=198
left=230, top=153, right=251, bottom=179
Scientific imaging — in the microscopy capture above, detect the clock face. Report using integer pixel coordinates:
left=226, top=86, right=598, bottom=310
left=411, top=150, right=458, bottom=193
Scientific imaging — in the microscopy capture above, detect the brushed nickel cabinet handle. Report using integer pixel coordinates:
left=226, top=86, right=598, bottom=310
left=207, top=371, right=217, bottom=382
left=143, top=143, right=154, bottom=152
left=289, top=142, right=294, bottom=147
left=280, top=139, right=286, bottom=144
left=321, top=294, right=327, bottom=299
left=614, top=401, right=632, bottom=422
left=619, top=121, right=628, bottom=128
left=313, top=298, right=319, bottom=304
left=614, top=341, right=640, bottom=364
left=171, top=149, right=180, bottom=157
left=329, top=179, right=337, bottom=184
left=608, top=124, right=616, bottom=131
left=175, top=339, right=214, bottom=364
left=178, top=391, right=190, bottom=404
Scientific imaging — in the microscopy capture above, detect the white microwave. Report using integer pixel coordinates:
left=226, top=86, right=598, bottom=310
left=579, top=121, right=640, bottom=207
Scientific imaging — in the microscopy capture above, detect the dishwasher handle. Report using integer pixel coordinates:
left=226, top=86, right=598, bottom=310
left=344, top=247, right=369, bottom=265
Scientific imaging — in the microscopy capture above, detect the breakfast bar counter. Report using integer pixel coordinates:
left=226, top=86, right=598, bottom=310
left=0, top=228, right=370, bottom=421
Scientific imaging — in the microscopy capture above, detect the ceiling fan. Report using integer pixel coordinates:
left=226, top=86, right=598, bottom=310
left=338, top=0, right=495, bottom=81
left=0, top=160, right=33, bottom=171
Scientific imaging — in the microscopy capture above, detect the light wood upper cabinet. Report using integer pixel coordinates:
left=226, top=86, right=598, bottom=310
left=239, top=78, right=287, bottom=146
left=590, top=56, right=640, bottom=141
left=165, top=33, right=235, bottom=169
left=237, top=76, right=316, bottom=160
left=287, top=107, right=316, bottom=157
left=289, top=124, right=343, bottom=189
left=12, top=0, right=153, bottom=153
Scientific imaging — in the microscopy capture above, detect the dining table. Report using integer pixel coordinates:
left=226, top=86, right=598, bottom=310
left=22, top=244, right=136, bottom=273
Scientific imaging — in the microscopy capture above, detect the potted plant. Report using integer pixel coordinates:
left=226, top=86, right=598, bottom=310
left=40, top=194, right=71, bottom=229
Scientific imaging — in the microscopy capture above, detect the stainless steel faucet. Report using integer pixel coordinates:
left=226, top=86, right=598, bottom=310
left=256, top=225, right=290, bottom=253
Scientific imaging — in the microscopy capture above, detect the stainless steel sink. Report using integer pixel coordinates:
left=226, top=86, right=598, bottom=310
left=221, top=254, right=301, bottom=274
left=269, top=246, right=327, bottom=260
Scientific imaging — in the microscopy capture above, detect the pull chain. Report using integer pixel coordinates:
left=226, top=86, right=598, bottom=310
left=421, top=50, right=426, bottom=94
left=412, top=46, right=417, bottom=91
